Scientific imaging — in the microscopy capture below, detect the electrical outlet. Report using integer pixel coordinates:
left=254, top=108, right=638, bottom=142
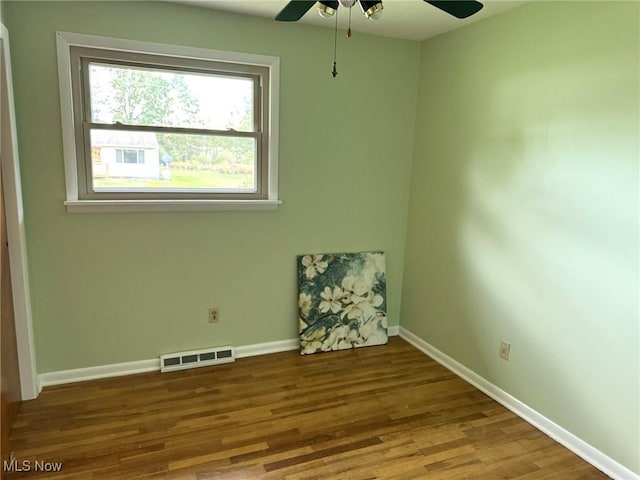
left=499, top=341, right=511, bottom=361
left=208, top=307, right=220, bottom=324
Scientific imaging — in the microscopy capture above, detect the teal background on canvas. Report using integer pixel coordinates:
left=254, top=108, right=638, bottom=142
left=3, top=0, right=639, bottom=474
left=298, top=252, right=388, bottom=353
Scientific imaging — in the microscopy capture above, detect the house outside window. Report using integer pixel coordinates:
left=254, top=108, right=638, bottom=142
left=91, top=131, right=158, bottom=182
left=56, top=32, right=280, bottom=212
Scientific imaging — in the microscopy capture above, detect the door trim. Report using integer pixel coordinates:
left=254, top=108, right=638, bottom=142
left=0, top=23, right=38, bottom=400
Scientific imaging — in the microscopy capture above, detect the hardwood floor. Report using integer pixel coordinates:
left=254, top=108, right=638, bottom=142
left=7, top=337, right=609, bottom=479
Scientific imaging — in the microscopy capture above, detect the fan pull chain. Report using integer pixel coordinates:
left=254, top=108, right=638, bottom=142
left=347, top=6, right=352, bottom=38
left=331, top=9, right=338, bottom=78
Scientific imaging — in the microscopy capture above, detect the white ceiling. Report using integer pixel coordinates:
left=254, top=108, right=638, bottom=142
left=172, top=0, right=527, bottom=41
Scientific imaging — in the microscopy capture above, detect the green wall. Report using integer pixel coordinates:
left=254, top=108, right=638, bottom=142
left=4, top=0, right=639, bottom=474
left=402, top=1, right=639, bottom=473
left=3, top=1, right=419, bottom=371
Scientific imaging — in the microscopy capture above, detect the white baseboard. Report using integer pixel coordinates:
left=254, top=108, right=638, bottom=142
left=38, top=358, right=160, bottom=390
left=38, top=326, right=401, bottom=391
left=399, top=327, right=639, bottom=480
left=37, top=340, right=299, bottom=390
left=235, top=338, right=298, bottom=358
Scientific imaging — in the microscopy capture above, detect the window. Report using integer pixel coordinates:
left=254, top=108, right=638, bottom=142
left=56, top=32, right=280, bottom=212
left=116, top=150, right=145, bottom=164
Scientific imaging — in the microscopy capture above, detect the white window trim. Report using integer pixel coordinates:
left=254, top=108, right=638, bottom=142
left=56, top=31, right=281, bottom=213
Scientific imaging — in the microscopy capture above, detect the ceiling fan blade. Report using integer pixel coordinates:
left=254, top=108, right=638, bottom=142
left=276, top=1, right=317, bottom=21
left=425, top=1, right=483, bottom=19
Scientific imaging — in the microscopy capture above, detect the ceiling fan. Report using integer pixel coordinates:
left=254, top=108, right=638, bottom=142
left=276, top=0, right=484, bottom=78
left=276, top=0, right=484, bottom=22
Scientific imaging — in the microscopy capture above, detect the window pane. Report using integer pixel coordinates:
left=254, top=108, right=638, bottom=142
left=90, top=129, right=256, bottom=192
left=88, top=63, right=254, bottom=132
left=123, top=150, right=139, bottom=164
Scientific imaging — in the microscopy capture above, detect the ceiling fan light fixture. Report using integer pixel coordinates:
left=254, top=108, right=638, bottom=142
left=339, top=0, right=356, bottom=7
left=317, top=1, right=338, bottom=17
left=359, top=0, right=383, bottom=20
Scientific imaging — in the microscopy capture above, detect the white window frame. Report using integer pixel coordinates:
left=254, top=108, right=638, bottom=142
left=56, top=32, right=280, bottom=213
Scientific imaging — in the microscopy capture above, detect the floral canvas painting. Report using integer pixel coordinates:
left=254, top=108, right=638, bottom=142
left=297, top=251, right=388, bottom=355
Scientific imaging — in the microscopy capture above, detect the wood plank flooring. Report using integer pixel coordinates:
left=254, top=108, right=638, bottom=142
left=6, top=337, right=610, bottom=479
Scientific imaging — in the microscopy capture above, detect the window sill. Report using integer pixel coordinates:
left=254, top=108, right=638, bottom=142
left=64, top=199, right=281, bottom=213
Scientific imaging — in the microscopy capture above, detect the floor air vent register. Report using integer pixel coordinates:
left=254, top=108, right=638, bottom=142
left=160, top=346, right=235, bottom=373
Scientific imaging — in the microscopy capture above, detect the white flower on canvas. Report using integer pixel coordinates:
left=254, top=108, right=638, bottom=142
left=360, top=252, right=385, bottom=288
left=301, top=255, right=328, bottom=280
left=299, top=317, right=308, bottom=331
left=298, top=293, right=313, bottom=317
left=347, top=328, right=360, bottom=341
left=342, top=291, right=384, bottom=321
left=366, top=252, right=385, bottom=274
left=367, top=292, right=384, bottom=309
left=300, top=325, right=327, bottom=353
left=319, top=286, right=343, bottom=314
left=359, top=319, right=374, bottom=340
left=325, top=324, right=349, bottom=350
left=341, top=294, right=368, bottom=320
left=341, top=275, right=368, bottom=304
left=377, top=311, right=388, bottom=329
left=363, top=328, right=387, bottom=346
left=302, top=340, right=322, bottom=354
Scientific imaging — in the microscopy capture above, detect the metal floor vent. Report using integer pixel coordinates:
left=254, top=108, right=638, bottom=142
left=160, top=346, right=235, bottom=373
